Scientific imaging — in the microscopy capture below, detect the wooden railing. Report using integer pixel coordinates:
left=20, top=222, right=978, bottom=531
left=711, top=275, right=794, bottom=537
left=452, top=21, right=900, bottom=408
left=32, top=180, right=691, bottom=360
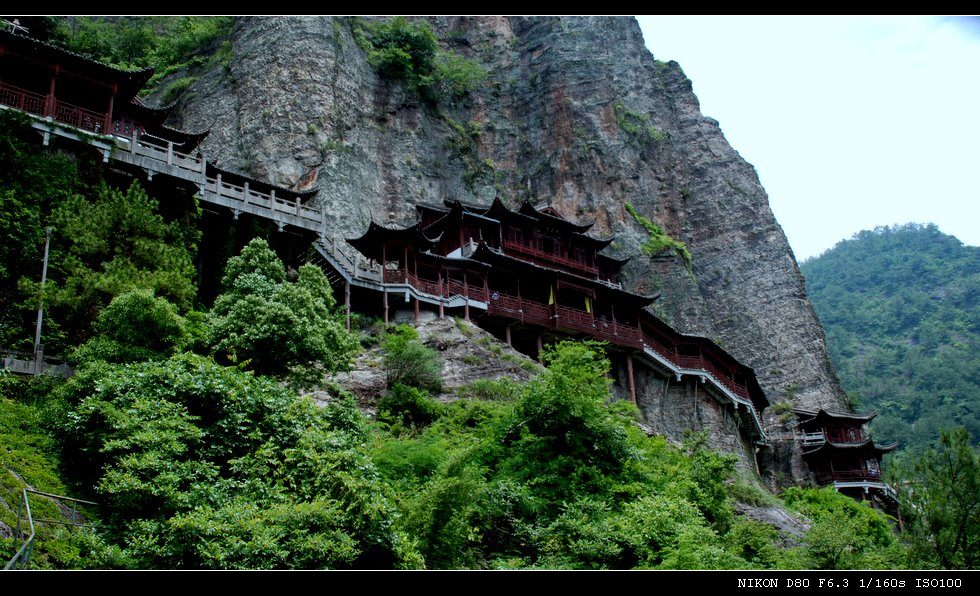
left=0, top=81, right=47, bottom=116
left=817, top=469, right=881, bottom=484
left=824, top=428, right=868, bottom=444
left=1, top=81, right=323, bottom=232
left=0, top=82, right=107, bottom=132
left=384, top=269, right=406, bottom=283
left=53, top=99, right=106, bottom=133
left=502, top=239, right=600, bottom=276
left=555, top=304, right=594, bottom=332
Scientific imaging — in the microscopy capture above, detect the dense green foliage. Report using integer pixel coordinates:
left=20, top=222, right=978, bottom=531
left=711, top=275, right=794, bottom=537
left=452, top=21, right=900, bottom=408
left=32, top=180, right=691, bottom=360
left=0, top=112, right=199, bottom=351
left=44, top=181, right=200, bottom=317
left=71, top=290, right=191, bottom=365
left=47, top=17, right=234, bottom=96
left=365, top=341, right=840, bottom=569
left=782, top=487, right=901, bottom=569
left=207, top=238, right=358, bottom=387
left=800, top=224, right=979, bottom=452
left=382, top=323, right=443, bottom=393
left=0, top=112, right=88, bottom=349
left=893, top=427, right=979, bottom=569
left=56, top=355, right=416, bottom=568
left=0, top=376, right=127, bottom=568
left=357, top=16, right=486, bottom=101
left=625, top=203, right=692, bottom=269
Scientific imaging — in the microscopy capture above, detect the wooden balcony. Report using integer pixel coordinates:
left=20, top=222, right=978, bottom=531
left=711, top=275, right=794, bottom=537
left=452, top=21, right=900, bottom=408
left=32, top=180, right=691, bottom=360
left=0, top=81, right=46, bottom=116
left=370, top=275, right=757, bottom=417
left=502, top=239, right=600, bottom=276
left=816, top=469, right=882, bottom=484
left=0, top=82, right=109, bottom=133
left=823, top=428, right=868, bottom=444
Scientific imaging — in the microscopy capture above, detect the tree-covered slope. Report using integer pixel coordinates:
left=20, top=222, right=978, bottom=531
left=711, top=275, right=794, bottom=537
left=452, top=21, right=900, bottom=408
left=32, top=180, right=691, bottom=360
left=800, top=224, right=979, bottom=453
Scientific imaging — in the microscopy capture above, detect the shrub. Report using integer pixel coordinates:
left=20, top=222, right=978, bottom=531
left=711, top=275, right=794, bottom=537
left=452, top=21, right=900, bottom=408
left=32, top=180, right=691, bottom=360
left=379, top=383, right=444, bottom=428
left=625, top=203, right=692, bottom=270
left=161, top=76, right=196, bottom=104
left=382, top=324, right=443, bottom=392
left=207, top=238, right=359, bottom=387
left=72, top=290, right=187, bottom=364
left=360, top=16, right=485, bottom=101
left=459, top=378, right=518, bottom=402
left=783, top=487, right=900, bottom=569
left=614, top=102, right=666, bottom=144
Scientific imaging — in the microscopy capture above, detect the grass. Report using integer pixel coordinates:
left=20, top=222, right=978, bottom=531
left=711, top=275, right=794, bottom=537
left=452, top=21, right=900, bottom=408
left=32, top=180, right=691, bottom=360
left=625, top=203, right=692, bottom=270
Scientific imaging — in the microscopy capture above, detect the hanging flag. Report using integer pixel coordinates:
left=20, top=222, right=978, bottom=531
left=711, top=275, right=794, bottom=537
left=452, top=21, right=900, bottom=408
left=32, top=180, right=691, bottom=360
left=585, top=296, right=592, bottom=314
left=549, top=286, right=555, bottom=305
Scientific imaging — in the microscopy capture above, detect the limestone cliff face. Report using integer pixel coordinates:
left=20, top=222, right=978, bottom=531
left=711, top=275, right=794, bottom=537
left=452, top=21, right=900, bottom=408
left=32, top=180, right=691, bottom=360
left=173, top=16, right=847, bottom=413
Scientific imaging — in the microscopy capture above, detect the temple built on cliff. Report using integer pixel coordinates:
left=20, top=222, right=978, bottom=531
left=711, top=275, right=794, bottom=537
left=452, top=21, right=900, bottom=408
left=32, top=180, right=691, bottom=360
left=338, top=197, right=772, bottom=451
left=0, top=24, right=900, bottom=515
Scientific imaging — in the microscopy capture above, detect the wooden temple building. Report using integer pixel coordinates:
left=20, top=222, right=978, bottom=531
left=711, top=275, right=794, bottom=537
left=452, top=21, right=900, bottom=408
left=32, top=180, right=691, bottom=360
left=342, top=198, right=771, bottom=444
left=794, top=408, right=899, bottom=514
left=0, top=27, right=323, bottom=234
left=0, top=27, right=204, bottom=148
left=3, top=23, right=777, bottom=473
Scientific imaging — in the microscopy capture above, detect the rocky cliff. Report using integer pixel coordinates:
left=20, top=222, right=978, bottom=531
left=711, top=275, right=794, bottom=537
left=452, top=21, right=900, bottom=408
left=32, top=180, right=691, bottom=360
left=172, top=16, right=847, bottom=413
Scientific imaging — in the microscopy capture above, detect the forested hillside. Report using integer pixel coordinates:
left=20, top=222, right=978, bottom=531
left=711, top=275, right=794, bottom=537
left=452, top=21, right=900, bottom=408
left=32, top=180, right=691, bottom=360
left=801, top=224, right=979, bottom=453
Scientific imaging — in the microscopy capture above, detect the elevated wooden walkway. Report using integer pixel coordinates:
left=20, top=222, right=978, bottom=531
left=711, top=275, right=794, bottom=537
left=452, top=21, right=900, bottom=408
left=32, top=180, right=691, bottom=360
left=1, top=99, right=323, bottom=235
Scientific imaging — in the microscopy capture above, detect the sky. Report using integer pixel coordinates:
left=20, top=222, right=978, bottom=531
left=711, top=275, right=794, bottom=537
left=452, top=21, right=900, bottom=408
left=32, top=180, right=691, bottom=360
left=635, top=16, right=980, bottom=261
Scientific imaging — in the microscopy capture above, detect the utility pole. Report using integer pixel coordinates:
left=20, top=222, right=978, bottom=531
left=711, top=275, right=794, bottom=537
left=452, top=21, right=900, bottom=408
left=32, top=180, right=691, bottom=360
left=33, top=227, right=53, bottom=370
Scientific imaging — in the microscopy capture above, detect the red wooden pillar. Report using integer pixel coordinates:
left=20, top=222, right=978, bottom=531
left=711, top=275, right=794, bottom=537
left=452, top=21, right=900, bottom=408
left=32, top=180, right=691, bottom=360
left=463, top=270, right=470, bottom=321
left=344, top=280, right=351, bottom=331
left=46, top=65, right=59, bottom=117
left=626, top=351, right=637, bottom=406
left=437, top=267, right=444, bottom=319
left=517, top=278, right=524, bottom=325
left=383, top=288, right=389, bottom=325
left=403, top=246, right=409, bottom=282
left=611, top=303, right=618, bottom=336
left=104, top=83, right=116, bottom=134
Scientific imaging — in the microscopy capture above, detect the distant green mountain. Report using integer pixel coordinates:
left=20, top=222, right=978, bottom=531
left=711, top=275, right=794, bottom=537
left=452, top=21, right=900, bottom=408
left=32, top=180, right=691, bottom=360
left=800, top=224, right=979, bottom=455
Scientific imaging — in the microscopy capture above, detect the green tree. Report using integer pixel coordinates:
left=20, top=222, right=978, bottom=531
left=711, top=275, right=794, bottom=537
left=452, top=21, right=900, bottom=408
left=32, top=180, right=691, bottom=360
left=0, top=110, right=87, bottom=349
left=801, top=224, right=979, bottom=452
left=365, top=16, right=438, bottom=89
left=71, top=290, right=189, bottom=365
left=897, top=427, right=979, bottom=569
left=207, top=238, right=358, bottom=386
left=498, top=341, right=633, bottom=506
left=360, top=16, right=485, bottom=101
left=783, top=487, right=901, bottom=569
left=32, top=180, right=200, bottom=344
left=59, top=354, right=419, bottom=568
